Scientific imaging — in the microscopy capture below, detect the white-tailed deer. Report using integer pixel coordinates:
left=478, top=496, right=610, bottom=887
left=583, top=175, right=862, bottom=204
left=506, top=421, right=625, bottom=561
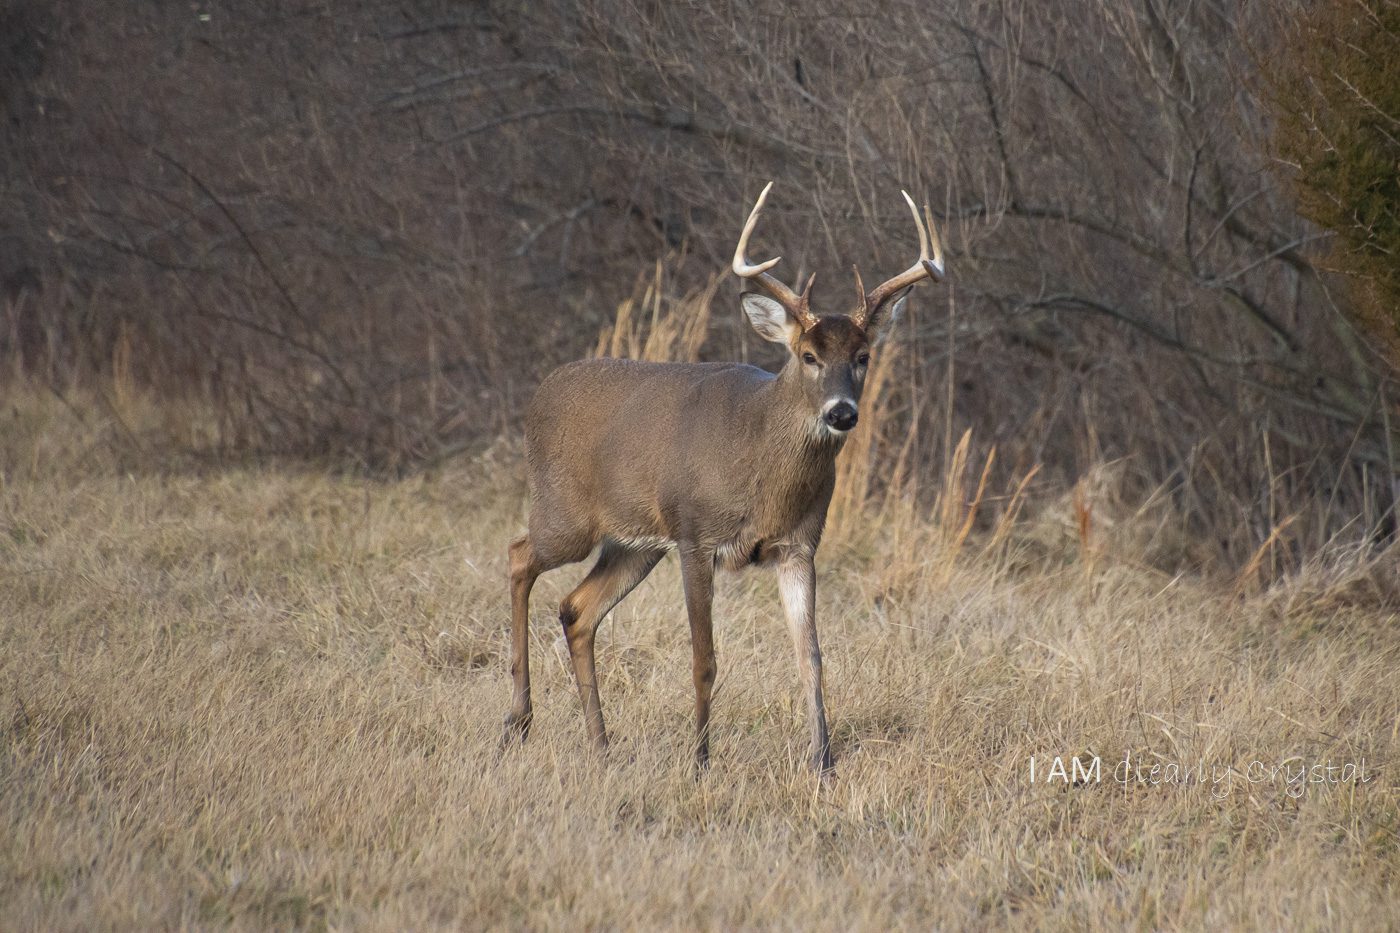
left=504, top=182, right=945, bottom=774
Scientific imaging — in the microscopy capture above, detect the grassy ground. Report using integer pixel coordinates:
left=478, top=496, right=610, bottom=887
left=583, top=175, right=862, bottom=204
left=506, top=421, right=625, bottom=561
left=1, top=389, right=1398, bottom=930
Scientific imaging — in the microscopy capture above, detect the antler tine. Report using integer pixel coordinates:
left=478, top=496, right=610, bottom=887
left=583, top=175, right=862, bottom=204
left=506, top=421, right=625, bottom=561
left=732, top=182, right=818, bottom=330
left=854, top=190, right=947, bottom=326
left=923, top=203, right=946, bottom=281
left=905, top=190, right=930, bottom=261
left=732, top=182, right=781, bottom=277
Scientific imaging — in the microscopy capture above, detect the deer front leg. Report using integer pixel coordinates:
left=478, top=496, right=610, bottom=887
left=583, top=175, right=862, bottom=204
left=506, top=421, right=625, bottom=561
left=502, top=535, right=541, bottom=746
left=678, top=546, right=717, bottom=771
left=777, top=554, right=832, bottom=775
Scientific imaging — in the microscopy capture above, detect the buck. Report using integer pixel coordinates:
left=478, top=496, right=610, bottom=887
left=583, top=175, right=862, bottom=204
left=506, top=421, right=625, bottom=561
left=503, top=182, right=945, bottom=774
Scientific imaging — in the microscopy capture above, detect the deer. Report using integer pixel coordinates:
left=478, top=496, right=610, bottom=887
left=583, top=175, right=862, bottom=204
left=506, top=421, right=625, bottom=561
left=502, top=182, right=946, bottom=775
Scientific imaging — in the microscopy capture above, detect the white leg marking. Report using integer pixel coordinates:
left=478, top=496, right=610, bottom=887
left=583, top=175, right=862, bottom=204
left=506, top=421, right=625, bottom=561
left=778, top=557, right=830, bottom=770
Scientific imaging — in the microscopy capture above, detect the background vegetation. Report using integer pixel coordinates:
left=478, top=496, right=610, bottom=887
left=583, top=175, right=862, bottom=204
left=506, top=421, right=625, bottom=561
left=1267, top=0, right=1400, bottom=369
left=3, top=3, right=1400, bottom=927
left=2, top=0, right=1398, bottom=571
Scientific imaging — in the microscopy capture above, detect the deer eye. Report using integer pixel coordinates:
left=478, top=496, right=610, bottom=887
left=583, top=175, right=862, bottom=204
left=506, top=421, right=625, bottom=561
left=802, top=352, right=818, bottom=365
left=856, top=353, right=870, bottom=367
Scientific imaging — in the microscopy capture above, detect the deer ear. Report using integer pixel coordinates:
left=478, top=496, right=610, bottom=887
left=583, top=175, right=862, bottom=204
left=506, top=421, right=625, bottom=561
left=864, top=289, right=911, bottom=344
left=742, top=293, right=802, bottom=345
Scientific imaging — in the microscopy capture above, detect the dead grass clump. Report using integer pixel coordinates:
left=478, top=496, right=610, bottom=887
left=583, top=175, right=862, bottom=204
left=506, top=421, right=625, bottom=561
left=1013, top=460, right=1222, bottom=576
left=1252, top=539, right=1400, bottom=628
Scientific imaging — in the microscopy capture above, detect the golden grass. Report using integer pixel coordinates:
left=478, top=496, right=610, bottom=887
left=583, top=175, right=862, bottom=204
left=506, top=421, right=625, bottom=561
left=2, top=387, right=1398, bottom=931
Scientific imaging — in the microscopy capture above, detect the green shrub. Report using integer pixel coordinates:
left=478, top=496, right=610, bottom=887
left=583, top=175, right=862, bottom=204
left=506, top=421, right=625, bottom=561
left=1268, top=0, right=1400, bottom=369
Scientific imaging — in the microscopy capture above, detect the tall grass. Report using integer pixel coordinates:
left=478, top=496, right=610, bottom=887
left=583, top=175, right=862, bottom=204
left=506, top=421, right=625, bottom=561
left=1, top=385, right=1397, bottom=929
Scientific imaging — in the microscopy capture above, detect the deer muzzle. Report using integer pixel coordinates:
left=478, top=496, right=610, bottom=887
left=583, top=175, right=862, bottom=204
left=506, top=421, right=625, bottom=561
left=822, top=399, right=858, bottom=433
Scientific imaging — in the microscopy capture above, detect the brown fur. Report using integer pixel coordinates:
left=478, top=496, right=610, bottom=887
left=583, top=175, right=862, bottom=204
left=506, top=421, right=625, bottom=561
left=503, top=311, right=891, bottom=775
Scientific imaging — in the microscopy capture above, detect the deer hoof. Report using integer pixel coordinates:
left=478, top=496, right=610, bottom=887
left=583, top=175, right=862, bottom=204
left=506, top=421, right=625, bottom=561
left=500, top=710, right=533, bottom=747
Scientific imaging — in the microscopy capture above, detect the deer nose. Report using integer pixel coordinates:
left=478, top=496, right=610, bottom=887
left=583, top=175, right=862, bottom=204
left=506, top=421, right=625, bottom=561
left=824, top=401, right=858, bottom=432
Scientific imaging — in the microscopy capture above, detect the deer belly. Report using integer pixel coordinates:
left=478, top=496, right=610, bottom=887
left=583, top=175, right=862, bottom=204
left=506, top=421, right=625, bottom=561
left=715, top=535, right=782, bottom=570
left=603, top=531, right=675, bottom=554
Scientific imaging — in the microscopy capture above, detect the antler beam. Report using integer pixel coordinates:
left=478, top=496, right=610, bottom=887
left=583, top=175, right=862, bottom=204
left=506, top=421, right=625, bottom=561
left=853, top=191, right=946, bottom=327
left=732, top=182, right=819, bottom=331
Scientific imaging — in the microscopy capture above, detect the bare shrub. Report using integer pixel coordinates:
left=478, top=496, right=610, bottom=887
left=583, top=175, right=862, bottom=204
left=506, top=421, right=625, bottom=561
left=1, top=0, right=1396, bottom=566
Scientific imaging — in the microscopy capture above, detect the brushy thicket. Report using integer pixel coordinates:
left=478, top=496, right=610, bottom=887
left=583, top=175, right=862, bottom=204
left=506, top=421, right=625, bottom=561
left=1, top=0, right=1398, bottom=571
left=1267, top=0, right=1400, bottom=368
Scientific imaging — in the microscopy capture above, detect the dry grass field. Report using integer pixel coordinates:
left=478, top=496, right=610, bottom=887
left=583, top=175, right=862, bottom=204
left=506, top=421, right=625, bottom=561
left=2, top=388, right=1398, bottom=930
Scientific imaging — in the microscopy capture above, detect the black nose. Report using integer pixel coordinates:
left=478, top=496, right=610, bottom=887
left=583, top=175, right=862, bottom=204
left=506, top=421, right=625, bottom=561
left=825, top=402, right=858, bottom=431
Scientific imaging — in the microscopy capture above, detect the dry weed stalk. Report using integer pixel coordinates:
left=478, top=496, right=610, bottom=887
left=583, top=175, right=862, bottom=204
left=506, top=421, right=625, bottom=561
left=1073, top=477, right=1098, bottom=580
left=594, top=262, right=717, bottom=364
left=927, top=429, right=993, bottom=583
left=1235, top=513, right=1300, bottom=598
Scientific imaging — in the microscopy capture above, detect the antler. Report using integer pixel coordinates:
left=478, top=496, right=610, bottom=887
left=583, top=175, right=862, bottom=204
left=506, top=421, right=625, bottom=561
left=852, top=191, right=946, bottom=327
left=732, top=182, right=819, bottom=331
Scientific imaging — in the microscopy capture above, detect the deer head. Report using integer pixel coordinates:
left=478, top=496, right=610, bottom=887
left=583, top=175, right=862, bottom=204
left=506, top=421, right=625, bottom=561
left=732, top=182, right=946, bottom=435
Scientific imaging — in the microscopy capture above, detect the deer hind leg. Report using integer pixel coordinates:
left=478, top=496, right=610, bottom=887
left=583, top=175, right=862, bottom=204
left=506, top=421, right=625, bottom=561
left=502, top=534, right=545, bottom=745
left=561, top=542, right=663, bottom=751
